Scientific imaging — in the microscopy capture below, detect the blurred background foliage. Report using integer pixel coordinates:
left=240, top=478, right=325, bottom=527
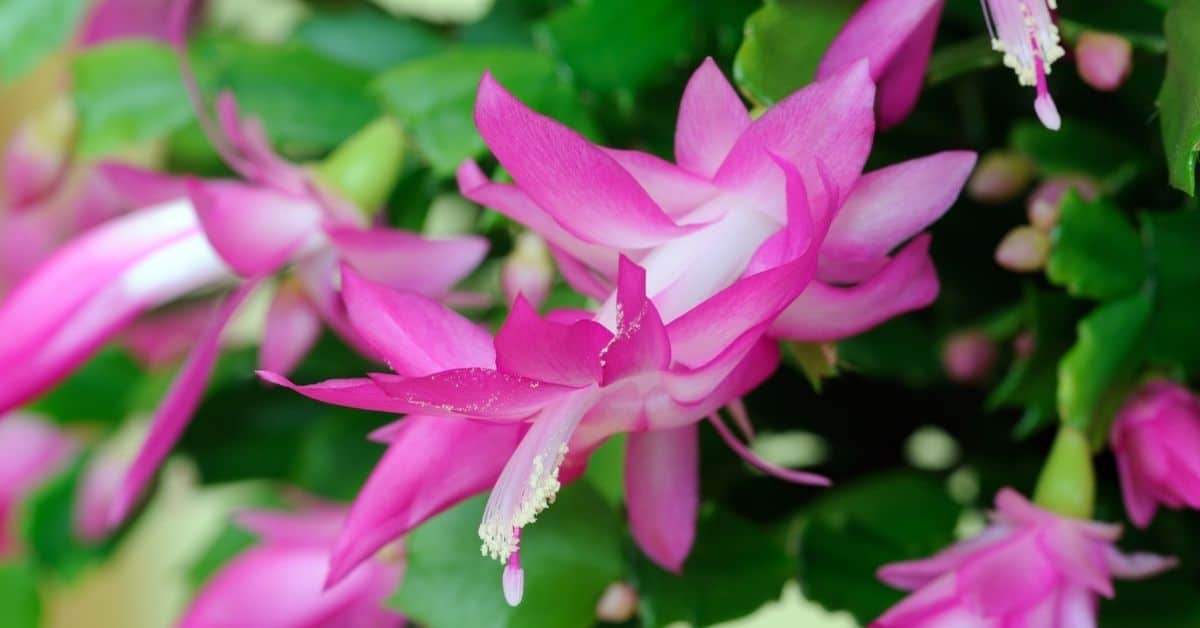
left=2, top=0, right=1199, bottom=626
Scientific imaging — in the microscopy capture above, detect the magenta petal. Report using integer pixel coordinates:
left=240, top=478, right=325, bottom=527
left=259, top=283, right=322, bottom=376
left=187, top=178, right=322, bottom=277
left=96, top=163, right=189, bottom=208
left=370, top=369, right=577, bottom=420
left=0, top=415, right=75, bottom=555
left=259, top=372, right=425, bottom=414
left=474, top=73, right=694, bottom=249
left=601, top=257, right=671, bottom=385
left=234, top=508, right=345, bottom=547
left=328, top=416, right=526, bottom=586
left=548, top=244, right=614, bottom=301
left=602, top=148, right=720, bottom=217
left=79, top=0, right=176, bottom=45
left=626, top=424, right=699, bottom=572
left=495, top=296, right=610, bottom=386
left=326, top=226, right=488, bottom=297
left=675, top=57, right=751, bottom=178
left=1104, top=546, right=1178, bottom=580
left=817, top=0, right=944, bottom=128
left=340, top=265, right=494, bottom=376
left=123, top=301, right=221, bottom=369
left=109, top=279, right=261, bottom=528
left=821, top=151, right=975, bottom=283
left=771, top=234, right=939, bottom=342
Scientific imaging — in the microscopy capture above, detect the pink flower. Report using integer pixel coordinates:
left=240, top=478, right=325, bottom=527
left=179, top=505, right=403, bottom=628
left=1111, top=380, right=1200, bottom=528
left=821, top=0, right=1065, bottom=130
left=0, top=414, right=75, bottom=557
left=267, top=58, right=973, bottom=604
left=1075, top=32, right=1133, bottom=92
left=875, top=489, right=1175, bottom=627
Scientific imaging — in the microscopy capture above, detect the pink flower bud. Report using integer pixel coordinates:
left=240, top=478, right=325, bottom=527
left=942, top=330, right=997, bottom=384
left=875, top=489, right=1176, bottom=627
left=1076, top=32, right=1133, bottom=92
left=1111, top=380, right=1200, bottom=528
left=967, top=151, right=1035, bottom=204
left=502, top=231, right=554, bottom=309
left=1026, top=175, right=1101, bottom=231
left=595, top=582, right=638, bottom=623
left=995, top=226, right=1050, bottom=272
left=0, top=414, right=75, bottom=556
left=1013, top=330, right=1036, bottom=359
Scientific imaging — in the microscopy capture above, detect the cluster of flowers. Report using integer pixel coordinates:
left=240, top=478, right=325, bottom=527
left=0, top=0, right=1180, bottom=625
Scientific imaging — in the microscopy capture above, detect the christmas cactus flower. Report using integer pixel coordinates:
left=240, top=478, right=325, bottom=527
left=875, top=489, right=1175, bottom=627
left=1111, top=380, right=1200, bottom=528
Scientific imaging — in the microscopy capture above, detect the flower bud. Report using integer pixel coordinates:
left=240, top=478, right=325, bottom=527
left=1111, top=379, right=1200, bottom=528
left=995, top=226, right=1050, bottom=272
left=1026, top=175, right=1100, bottom=231
left=3, top=96, right=76, bottom=207
left=941, top=330, right=997, bottom=384
left=595, top=582, right=638, bottom=623
left=1076, top=32, right=1133, bottom=92
left=966, top=151, right=1035, bottom=204
left=313, top=117, right=405, bottom=218
left=503, top=231, right=554, bottom=309
left=1012, top=330, right=1036, bottom=359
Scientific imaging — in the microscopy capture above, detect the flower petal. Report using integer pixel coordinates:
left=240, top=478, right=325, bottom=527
left=0, top=415, right=75, bottom=554
left=1104, top=546, right=1178, bottom=580
left=675, top=57, right=751, bottom=178
left=259, top=372, right=423, bottom=414
left=495, top=296, right=610, bottom=386
left=474, top=72, right=693, bottom=249
left=625, top=424, right=699, bottom=572
left=259, top=282, right=322, bottom=376
left=123, top=300, right=221, bottom=368
left=600, top=257, right=671, bottom=384
left=370, top=369, right=578, bottom=420
left=602, top=148, right=720, bottom=217
left=326, top=225, right=488, bottom=297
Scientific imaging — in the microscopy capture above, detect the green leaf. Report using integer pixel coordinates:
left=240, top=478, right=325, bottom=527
left=634, top=508, right=793, bottom=628
left=926, top=37, right=1001, bottom=85
left=733, top=0, right=857, bottom=106
left=1046, top=193, right=1146, bottom=300
left=0, top=0, right=89, bottom=84
left=583, top=435, right=625, bottom=508
left=0, top=561, right=41, bottom=628
left=1143, top=210, right=1200, bottom=371
left=1057, top=293, right=1152, bottom=436
left=1010, top=120, right=1143, bottom=185
left=292, top=6, right=446, bottom=72
left=27, top=347, right=144, bottom=425
left=19, top=455, right=116, bottom=579
left=537, top=0, right=695, bottom=92
left=838, top=316, right=942, bottom=388
left=1158, top=0, right=1200, bottom=194
left=373, top=48, right=569, bottom=174
left=72, top=41, right=194, bottom=157
left=797, top=472, right=960, bottom=624
left=391, top=481, right=622, bottom=628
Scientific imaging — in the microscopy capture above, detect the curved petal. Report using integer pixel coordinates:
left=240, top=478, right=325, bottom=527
left=626, top=424, right=699, bottom=572
left=327, top=416, right=527, bottom=586
left=495, top=297, right=610, bottom=386
left=109, top=279, right=261, bottom=528
left=674, top=57, right=751, bottom=178
left=1104, top=546, right=1177, bottom=580
left=547, top=244, right=611, bottom=300
left=259, top=372, right=423, bottom=414
left=95, top=163, right=189, bottom=207
left=600, top=257, right=671, bottom=385
left=187, top=178, right=323, bottom=277
left=370, top=369, right=578, bottom=420
left=0, top=415, right=75, bottom=554
left=821, top=151, right=975, bottom=283
left=326, top=226, right=488, bottom=297
left=602, top=148, right=720, bottom=217
left=340, top=265, right=494, bottom=376
left=817, top=0, right=944, bottom=128
left=259, top=282, right=322, bottom=376
left=123, top=300, right=223, bottom=369
left=474, top=72, right=694, bottom=248
left=771, top=234, right=939, bottom=342
left=79, top=0, right=176, bottom=45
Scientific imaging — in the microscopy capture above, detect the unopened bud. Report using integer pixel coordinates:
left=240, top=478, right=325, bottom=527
left=967, top=151, right=1035, bottom=204
left=942, top=330, right=997, bottom=384
left=502, top=231, right=554, bottom=308
left=3, top=96, right=76, bottom=207
left=1075, top=32, right=1133, bottom=92
left=1013, top=330, right=1036, bottom=359
left=596, top=582, right=638, bottom=623
left=1026, top=175, right=1100, bottom=231
left=995, top=226, right=1050, bottom=272
left=424, top=194, right=479, bottom=236
left=314, top=117, right=405, bottom=218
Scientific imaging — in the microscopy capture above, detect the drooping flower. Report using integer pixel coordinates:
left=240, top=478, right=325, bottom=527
left=821, top=0, right=1065, bottom=130
left=0, top=413, right=75, bottom=556
left=875, top=488, right=1175, bottom=627
left=267, top=58, right=974, bottom=604
left=179, top=505, right=403, bottom=628
left=1111, top=379, right=1200, bottom=528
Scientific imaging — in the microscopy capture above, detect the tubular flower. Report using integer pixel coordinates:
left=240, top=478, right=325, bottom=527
left=267, top=58, right=973, bottom=604
left=821, top=0, right=1065, bottom=130
left=179, top=505, right=403, bottom=628
left=0, top=2, right=487, bottom=534
left=875, top=489, right=1175, bottom=627
left=1111, top=380, right=1200, bottom=528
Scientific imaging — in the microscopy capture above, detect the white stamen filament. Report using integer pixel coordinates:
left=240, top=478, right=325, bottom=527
left=982, top=0, right=1064, bottom=87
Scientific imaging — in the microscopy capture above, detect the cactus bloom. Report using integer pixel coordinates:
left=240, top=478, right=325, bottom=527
left=1111, top=380, right=1200, bottom=528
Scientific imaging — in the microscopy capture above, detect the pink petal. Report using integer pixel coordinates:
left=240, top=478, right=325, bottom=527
left=79, top=0, right=177, bottom=46
left=1103, top=546, right=1178, bottom=580
left=0, top=415, right=75, bottom=556
left=339, top=265, right=494, bottom=376
left=234, top=507, right=346, bottom=548
left=259, top=282, right=322, bottom=376
left=293, top=251, right=381, bottom=363
left=876, top=525, right=1014, bottom=590
left=495, top=296, right=610, bottom=386
left=96, top=163, right=189, bottom=207
left=547, top=244, right=612, bottom=300
left=75, top=451, right=122, bottom=543
left=817, top=0, right=944, bottom=128
left=258, top=373, right=426, bottom=414
left=821, top=151, right=975, bottom=283
left=1040, top=522, right=1113, bottom=597
left=327, top=416, right=526, bottom=586
left=187, top=178, right=323, bottom=277
left=1115, top=447, right=1158, bottom=529
left=473, top=72, right=694, bottom=249
left=707, top=413, right=829, bottom=486
left=771, top=234, right=939, bottom=342
left=370, top=369, right=578, bottom=421
left=625, top=424, right=699, bottom=572
left=602, top=148, right=720, bottom=217
left=123, top=300, right=220, bottom=369
left=713, top=61, right=875, bottom=216
left=873, top=573, right=966, bottom=627
left=326, top=226, right=488, bottom=297
left=600, top=257, right=671, bottom=385
left=109, top=279, right=261, bottom=529
left=674, top=57, right=751, bottom=178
